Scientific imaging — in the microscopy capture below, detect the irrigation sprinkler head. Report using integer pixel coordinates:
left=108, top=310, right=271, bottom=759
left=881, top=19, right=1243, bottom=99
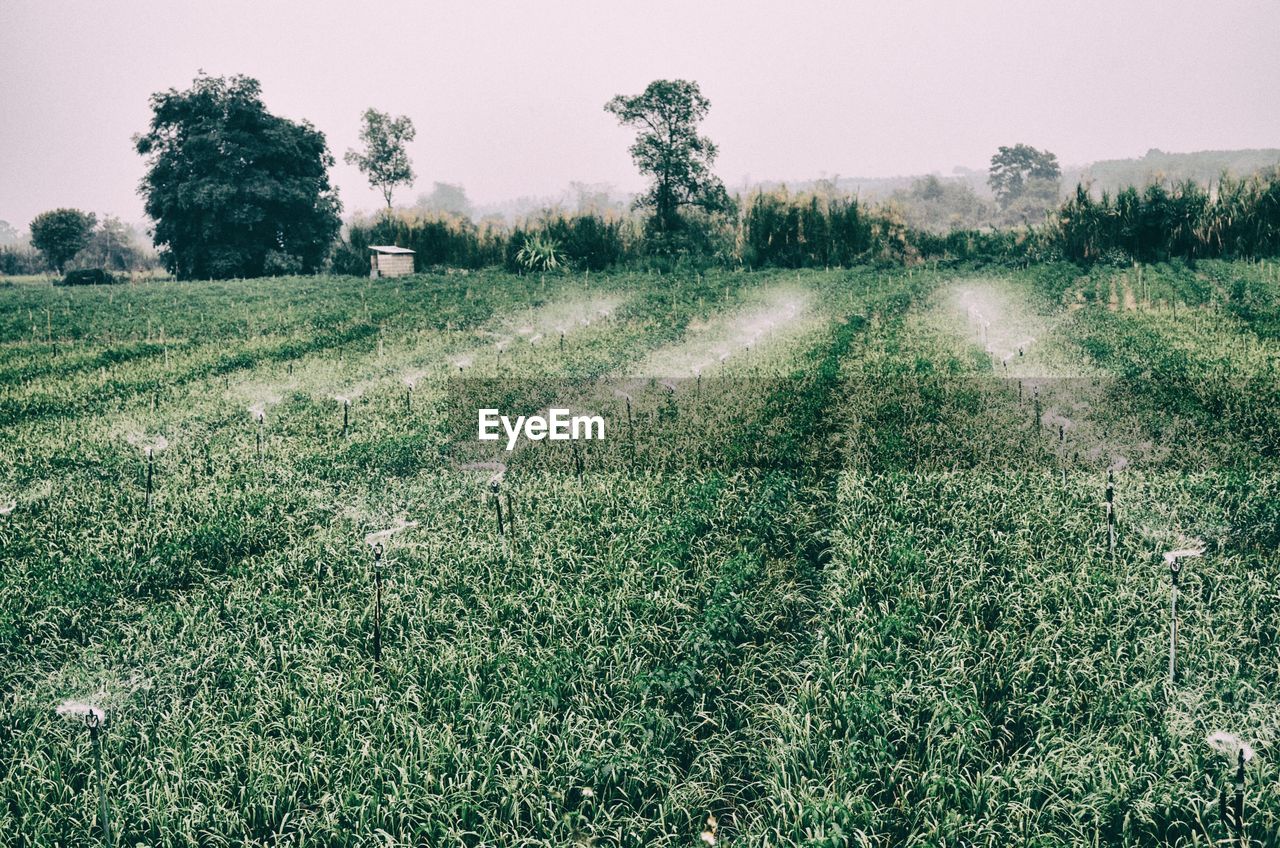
left=56, top=700, right=106, bottom=727
left=1164, top=544, right=1205, bottom=568
left=372, top=542, right=383, bottom=563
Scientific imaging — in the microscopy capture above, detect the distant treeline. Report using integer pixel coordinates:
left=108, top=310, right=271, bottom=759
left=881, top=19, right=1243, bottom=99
left=333, top=191, right=1040, bottom=275
left=332, top=168, right=1279, bottom=273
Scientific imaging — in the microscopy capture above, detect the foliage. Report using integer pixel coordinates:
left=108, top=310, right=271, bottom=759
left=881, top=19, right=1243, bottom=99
left=989, top=143, right=1062, bottom=209
left=0, top=246, right=46, bottom=275
left=334, top=211, right=635, bottom=274
left=74, top=216, right=152, bottom=272
left=885, top=175, right=993, bottom=232
left=414, top=182, right=471, bottom=218
left=1, top=265, right=1277, bottom=846
left=29, top=208, right=97, bottom=272
left=134, top=73, right=342, bottom=280
left=0, top=220, right=20, bottom=247
left=514, top=232, right=562, bottom=273
left=1050, top=169, right=1280, bottom=263
left=345, top=108, right=417, bottom=210
left=605, top=79, right=731, bottom=234
left=56, top=268, right=121, bottom=286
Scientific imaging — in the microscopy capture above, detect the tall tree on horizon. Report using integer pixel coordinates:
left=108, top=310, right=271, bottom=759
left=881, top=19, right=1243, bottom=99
left=345, top=109, right=417, bottom=212
left=134, top=73, right=341, bottom=279
left=605, top=80, right=730, bottom=234
left=988, top=143, right=1061, bottom=208
left=29, top=208, right=96, bottom=273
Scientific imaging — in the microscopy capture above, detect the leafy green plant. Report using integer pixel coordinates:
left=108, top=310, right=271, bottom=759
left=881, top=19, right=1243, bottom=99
left=515, top=232, right=563, bottom=273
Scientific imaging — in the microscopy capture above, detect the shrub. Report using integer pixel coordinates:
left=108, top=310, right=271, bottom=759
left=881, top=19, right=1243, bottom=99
left=56, top=268, right=120, bottom=286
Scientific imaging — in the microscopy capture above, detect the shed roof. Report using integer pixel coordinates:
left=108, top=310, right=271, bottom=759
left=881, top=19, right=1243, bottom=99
left=369, top=245, right=415, bottom=254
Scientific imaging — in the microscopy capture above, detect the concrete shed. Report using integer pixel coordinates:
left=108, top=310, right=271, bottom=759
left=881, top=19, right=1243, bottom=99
left=369, top=245, right=415, bottom=278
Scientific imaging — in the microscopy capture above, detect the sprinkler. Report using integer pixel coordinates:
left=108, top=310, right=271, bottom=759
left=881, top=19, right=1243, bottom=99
left=145, top=447, right=154, bottom=510
left=372, top=542, right=384, bottom=664
left=85, top=709, right=113, bottom=848
left=256, top=412, right=264, bottom=461
left=1209, top=733, right=1253, bottom=846
left=1168, top=557, right=1180, bottom=684
left=490, top=479, right=505, bottom=535
left=1105, top=470, right=1116, bottom=554
left=1163, top=544, right=1203, bottom=686
left=342, top=399, right=350, bottom=437
left=405, top=385, right=413, bottom=412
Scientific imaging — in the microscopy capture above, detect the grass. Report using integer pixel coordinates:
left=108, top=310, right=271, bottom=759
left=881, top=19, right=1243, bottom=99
left=0, top=263, right=1276, bottom=845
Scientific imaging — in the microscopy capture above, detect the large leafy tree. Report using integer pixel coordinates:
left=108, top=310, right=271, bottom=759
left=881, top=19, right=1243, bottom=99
left=605, top=79, right=730, bottom=234
left=989, top=144, right=1061, bottom=208
left=345, top=109, right=416, bottom=211
left=29, top=208, right=96, bottom=272
left=134, top=74, right=341, bottom=279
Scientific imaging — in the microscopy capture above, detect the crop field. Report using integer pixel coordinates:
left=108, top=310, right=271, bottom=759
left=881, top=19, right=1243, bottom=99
left=1, top=261, right=1278, bottom=846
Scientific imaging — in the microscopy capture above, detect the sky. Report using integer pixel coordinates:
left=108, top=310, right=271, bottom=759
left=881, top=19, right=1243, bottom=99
left=1, top=0, right=1278, bottom=230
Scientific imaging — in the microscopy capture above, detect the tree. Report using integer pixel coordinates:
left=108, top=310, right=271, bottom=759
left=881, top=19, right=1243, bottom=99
left=605, top=79, right=730, bottom=234
left=415, top=182, right=470, bottom=217
left=0, top=220, right=20, bottom=247
left=29, top=208, right=96, bottom=272
left=988, top=144, right=1062, bottom=208
left=345, top=109, right=416, bottom=211
left=134, top=74, right=341, bottom=280
left=77, top=216, right=149, bottom=271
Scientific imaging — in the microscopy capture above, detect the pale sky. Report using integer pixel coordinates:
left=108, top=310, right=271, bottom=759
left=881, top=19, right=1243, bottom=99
left=2, top=0, right=1278, bottom=229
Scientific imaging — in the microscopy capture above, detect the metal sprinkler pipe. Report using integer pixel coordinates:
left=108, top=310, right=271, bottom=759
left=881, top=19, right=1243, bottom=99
left=1106, top=471, right=1116, bottom=554
left=342, top=399, right=350, bottom=438
left=85, top=710, right=113, bottom=848
left=1168, top=558, right=1180, bottom=684
left=145, top=448, right=154, bottom=510
left=490, top=479, right=505, bottom=535
left=1233, top=747, right=1247, bottom=846
left=372, top=542, right=384, bottom=664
